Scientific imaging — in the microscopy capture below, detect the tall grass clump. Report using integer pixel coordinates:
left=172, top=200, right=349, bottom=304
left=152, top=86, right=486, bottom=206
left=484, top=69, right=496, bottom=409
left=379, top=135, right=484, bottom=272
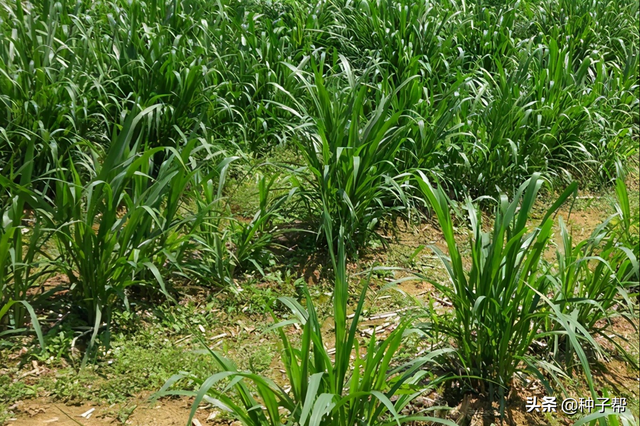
left=51, top=107, right=195, bottom=356
left=416, top=172, right=605, bottom=410
left=548, top=175, right=638, bottom=368
left=283, top=57, right=411, bottom=253
left=548, top=216, right=638, bottom=368
left=175, top=164, right=290, bottom=291
left=156, top=212, right=457, bottom=426
left=0, top=139, right=49, bottom=348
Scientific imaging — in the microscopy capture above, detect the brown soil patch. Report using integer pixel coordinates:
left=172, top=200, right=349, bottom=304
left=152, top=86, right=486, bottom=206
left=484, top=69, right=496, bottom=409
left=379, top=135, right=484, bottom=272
left=5, top=394, right=212, bottom=426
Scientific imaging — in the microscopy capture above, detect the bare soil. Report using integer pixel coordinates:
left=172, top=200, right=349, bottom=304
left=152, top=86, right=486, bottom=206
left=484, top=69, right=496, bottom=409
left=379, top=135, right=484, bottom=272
left=5, top=394, right=208, bottom=426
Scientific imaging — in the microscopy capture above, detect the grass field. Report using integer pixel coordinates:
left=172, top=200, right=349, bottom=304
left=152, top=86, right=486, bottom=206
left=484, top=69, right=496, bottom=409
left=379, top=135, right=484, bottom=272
left=0, top=0, right=638, bottom=424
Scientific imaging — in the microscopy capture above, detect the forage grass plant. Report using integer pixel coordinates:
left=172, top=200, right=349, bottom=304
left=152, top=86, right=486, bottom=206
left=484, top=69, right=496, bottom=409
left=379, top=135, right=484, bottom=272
left=156, top=213, right=457, bottom=426
left=548, top=216, right=638, bottom=370
left=175, top=158, right=290, bottom=291
left=613, top=172, right=640, bottom=270
left=0, top=139, right=49, bottom=348
left=282, top=56, right=411, bottom=253
left=415, top=172, right=604, bottom=411
left=51, top=107, right=195, bottom=359
left=178, top=157, right=240, bottom=290
left=547, top=174, right=638, bottom=368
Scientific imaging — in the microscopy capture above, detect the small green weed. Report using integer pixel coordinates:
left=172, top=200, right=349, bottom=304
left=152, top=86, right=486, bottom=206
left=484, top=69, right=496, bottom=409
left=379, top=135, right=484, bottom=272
left=0, top=374, right=39, bottom=404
